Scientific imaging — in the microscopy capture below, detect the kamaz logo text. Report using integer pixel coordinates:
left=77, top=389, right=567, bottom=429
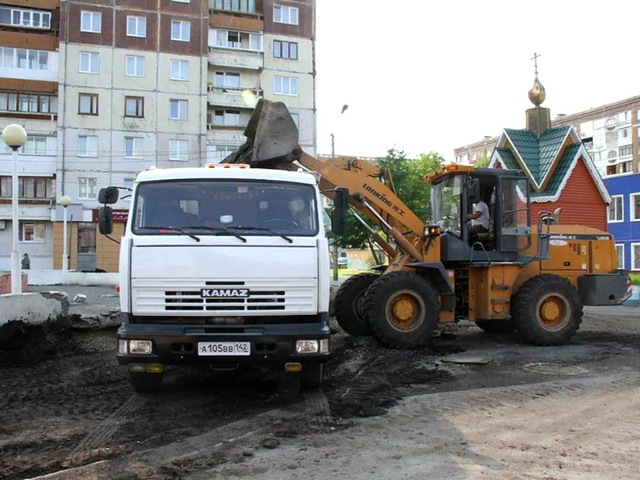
left=201, top=288, right=250, bottom=298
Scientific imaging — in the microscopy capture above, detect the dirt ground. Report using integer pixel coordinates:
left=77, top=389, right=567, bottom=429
left=0, top=296, right=639, bottom=479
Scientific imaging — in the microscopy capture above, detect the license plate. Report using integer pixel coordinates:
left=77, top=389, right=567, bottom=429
left=198, top=342, right=251, bottom=356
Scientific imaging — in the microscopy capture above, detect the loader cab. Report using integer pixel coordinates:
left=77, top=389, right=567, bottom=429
left=429, top=168, right=532, bottom=264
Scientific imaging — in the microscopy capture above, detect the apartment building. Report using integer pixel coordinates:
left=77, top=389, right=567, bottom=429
left=0, top=0, right=316, bottom=274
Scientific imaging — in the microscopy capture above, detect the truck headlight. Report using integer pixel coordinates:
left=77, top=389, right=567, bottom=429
left=128, top=340, right=153, bottom=355
left=296, top=339, right=329, bottom=354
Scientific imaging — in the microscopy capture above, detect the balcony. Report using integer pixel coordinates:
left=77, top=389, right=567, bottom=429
left=208, top=47, right=263, bottom=70
left=207, top=85, right=262, bottom=108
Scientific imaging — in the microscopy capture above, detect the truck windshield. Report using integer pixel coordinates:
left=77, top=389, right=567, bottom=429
left=132, top=180, right=319, bottom=236
left=431, top=175, right=462, bottom=236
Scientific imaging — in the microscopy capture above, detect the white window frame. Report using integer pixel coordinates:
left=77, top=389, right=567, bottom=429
left=633, top=243, right=640, bottom=271
left=170, top=59, right=189, bottom=81
left=79, top=51, right=99, bottom=73
left=125, top=55, right=145, bottom=77
left=169, top=139, right=189, bottom=161
left=273, top=75, right=298, bottom=96
left=126, top=15, right=147, bottom=37
left=608, top=195, right=623, bottom=223
left=214, top=71, right=241, bottom=88
left=213, top=109, right=240, bottom=126
left=210, top=145, right=238, bottom=163
left=615, top=244, right=624, bottom=270
left=78, top=177, right=98, bottom=199
left=273, top=4, right=298, bottom=25
left=81, top=11, right=102, bottom=33
left=124, top=137, right=143, bottom=158
left=211, top=29, right=263, bottom=51
left=169, top=99, right=188, bottom=120
left=631, top=192, right=640, bottom=222
left=19, top=221, right=46, bottom=243
left=2, top=7, right=51, bottom=29
left=78, top=135, right=98, bottom=157
left=171, top=20, right=190, bottom=41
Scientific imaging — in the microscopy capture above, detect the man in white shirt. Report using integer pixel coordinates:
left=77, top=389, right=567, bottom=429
left=467, top=199, right=490, bottom=236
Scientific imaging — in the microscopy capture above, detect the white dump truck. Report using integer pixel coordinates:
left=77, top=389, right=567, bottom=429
left=98, top=164, right=346, bottom=394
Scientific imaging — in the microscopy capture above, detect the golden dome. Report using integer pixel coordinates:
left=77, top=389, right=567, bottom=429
left=528, top=75, right=546, bottom=107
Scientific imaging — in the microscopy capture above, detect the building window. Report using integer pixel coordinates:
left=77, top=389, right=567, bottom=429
left=274, top=40, right=298, bottom=60
left=0, top=92, right=58, bottom=114
left=615, top=244, right=624, bottom=270
left=125, top=96, right=144, bottom=117
left=127, top=15, right=146, bottom=37
left=619, top=127, right=631, bottom=140
left=78, top=135, right=98, bottom=157
left=22, top=136, right=50, bottom=155
left=81, top=11, right=101, bottom=33
left=79, top=52, right=99, bottom=73
left=619, top=145, right=632, bottom=157
left=211, top=29, right=262, bottom=51
left=0, top=7, right=51, bottom=29
left=211, top=0, right=255, bottom=14
left=273, top=76, right=298, bottom=96
left=0, top=47, right=50, bottom=70
left=633, top=243, right=640, bottom=270
left=169, top=99, right=188, bottom=120
left=78, top=177, right=98, bottom=199
left=213, top=109, right=240, bottom=126
left=214, top=71, right=240, bottom=88
left=631, top=193, right=640, bottom=222
left=171, top=20, right=190, bottom=41
left=169, top=139, right=189, bottom=161
left=18, top=176, right=54, bottom=198
left=172, top=0, right=190, bottom=3
left=170, top=60, right=189, bottom=81
left=210, top=145, right=238, bottom=163
left=125, top=55, right=145, bottom=77
left=78, top=93, right=98, bottom=115
left=124, top=137, right=143, bottom=158
left=273, top=5, right=298, bottom=25
left=19, top=221, right=45, bottom=243
left=608, top=195, right=623, bottom=223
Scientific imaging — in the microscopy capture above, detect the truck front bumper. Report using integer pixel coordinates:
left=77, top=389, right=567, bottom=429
left=116, top=317, right=331, bottom=367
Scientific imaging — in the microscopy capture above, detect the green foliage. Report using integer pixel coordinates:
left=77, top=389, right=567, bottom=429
left=326, top=207, right=374, bottom=249
left=376, top=148, right=444, bottom=222
left=475, top=151, right=490, bottom=168
left=630, top=273, right=640, bottom=286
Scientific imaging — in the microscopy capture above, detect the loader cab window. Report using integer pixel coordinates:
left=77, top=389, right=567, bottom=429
left=432, top=175, right=463, bottom=237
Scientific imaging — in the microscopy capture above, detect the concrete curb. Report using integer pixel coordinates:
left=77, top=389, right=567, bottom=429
left=0, top=291, right=70, bottom=327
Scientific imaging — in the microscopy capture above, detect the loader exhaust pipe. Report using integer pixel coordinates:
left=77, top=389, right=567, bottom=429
left=225, top=99, right=301, bottom=168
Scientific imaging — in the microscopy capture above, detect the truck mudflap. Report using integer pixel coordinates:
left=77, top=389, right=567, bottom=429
left=577, top=272, right=631, bottom=306
left=115, top=318, right=330, bottom=366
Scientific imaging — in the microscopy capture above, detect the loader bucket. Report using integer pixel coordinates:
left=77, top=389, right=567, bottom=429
left=226, top=99, right=300, bottom=167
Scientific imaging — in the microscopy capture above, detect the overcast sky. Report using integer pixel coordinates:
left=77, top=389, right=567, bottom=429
left=314, top=0, right=640, bottom=160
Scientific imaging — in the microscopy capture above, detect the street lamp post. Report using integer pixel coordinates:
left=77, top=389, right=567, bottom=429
left=331, top=105, right=349, bottom=282
left=60, top=195, right=71, bottom=282
left=2, top=124, right=27, bottom=294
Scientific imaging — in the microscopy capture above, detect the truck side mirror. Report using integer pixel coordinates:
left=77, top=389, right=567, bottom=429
left=467, top=178, right=480, bottom=203
left=98, top=206, right=114, bottom=234
left=98, top=186, right=119, bottom=204
left=331, top=187, right=349, bottom=235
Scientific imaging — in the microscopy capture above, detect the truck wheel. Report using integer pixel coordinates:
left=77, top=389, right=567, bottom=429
left=363, top=272, right=439, bottom=348
left=334, top=273, right=378, bottom=336
left=301, top=362, right=323, bottom=388
left=129, top=371, right=163, bottom=393
left=511, top=274, right=583, bottom=346
left=475, top=320, right=516, bottom=334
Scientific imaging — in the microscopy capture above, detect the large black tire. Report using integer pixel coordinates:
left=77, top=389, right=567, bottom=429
left=363, top=272, right=440, bottom=348
left=334, top=273, right=379, bottom=337
left=511, top=274, right=583, bottom=346
left=475, top=320, right=516, bottom=334
left=301, top=362, right=323, bottom=388
left=129, top=371, right=163, bottom=393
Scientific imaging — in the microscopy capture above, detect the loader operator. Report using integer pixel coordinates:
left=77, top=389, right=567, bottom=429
left=467, top=196, right=490, bottom=237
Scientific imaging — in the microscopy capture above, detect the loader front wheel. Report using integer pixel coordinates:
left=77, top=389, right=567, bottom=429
left=363, top=272, right=439, bottom=348
left=511, top=274, right=583, bottom=346
left=334, top=273, right=379, bottom=337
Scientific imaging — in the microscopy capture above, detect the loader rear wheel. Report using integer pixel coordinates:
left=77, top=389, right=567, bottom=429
left=363, top=272, right=439, bottom=348
left=512, top=274, right=583, bottom=346
left=334, top=273, right=379, bottom=337
left=475, top=320, right=516, bottom=334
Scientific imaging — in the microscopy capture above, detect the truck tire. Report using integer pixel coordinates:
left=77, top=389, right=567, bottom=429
left=129, top=371, right=163, bottom=393
left=363, top=272, right=439, bottom=348
left=334, top=273, right=378, bottom=337
left=301, top=362, right=323, bottom=388
left=475, top=320, right=516, bottom=334
left=511, top=274, right=583, bottom=346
